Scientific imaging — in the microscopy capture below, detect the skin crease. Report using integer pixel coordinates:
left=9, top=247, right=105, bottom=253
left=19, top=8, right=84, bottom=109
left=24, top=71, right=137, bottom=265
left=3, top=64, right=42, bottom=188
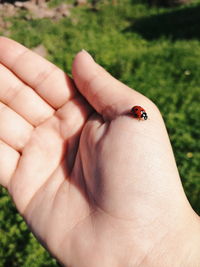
left=0, top=37, right=200, bottom=267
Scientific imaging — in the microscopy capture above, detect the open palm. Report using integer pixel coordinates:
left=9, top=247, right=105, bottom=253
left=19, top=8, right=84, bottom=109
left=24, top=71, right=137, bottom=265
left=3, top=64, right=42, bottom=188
left=0, top=37, right=199, bottom=267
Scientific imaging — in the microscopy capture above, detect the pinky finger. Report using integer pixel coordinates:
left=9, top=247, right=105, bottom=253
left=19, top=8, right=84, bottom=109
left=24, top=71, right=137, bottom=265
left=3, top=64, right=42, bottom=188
left=0, top=140, right=20, bottom=188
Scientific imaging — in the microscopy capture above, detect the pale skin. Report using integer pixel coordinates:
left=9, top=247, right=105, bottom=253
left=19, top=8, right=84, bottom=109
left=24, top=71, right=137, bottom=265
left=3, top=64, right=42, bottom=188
left=0, top=37, right=199, bottom=267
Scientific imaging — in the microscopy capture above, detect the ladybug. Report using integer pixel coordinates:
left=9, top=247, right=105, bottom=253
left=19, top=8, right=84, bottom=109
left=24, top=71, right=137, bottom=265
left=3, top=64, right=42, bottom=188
left=131, top=106, right=148, bottom=120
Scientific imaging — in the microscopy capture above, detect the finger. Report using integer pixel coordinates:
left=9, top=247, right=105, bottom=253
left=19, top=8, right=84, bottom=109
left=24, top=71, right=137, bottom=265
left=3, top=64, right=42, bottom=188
left=72, top=50, right=149, bottom=121
left=0, top=64, right=54, bottom=126
left=56, top=95, right=93, bottom=140
left=80, top=113, right=105, bottom=147
left=0, top=102, right=33, bottom=151
left=0, top=37, right=76, bottom=109
left=55, top=96, right=93, bottom=176
left=0, top=140, right=20, bottom=188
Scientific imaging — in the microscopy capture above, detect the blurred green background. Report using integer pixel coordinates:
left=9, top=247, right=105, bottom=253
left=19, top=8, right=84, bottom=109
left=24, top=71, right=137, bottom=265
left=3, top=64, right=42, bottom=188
left=0, top=0, right=200, bottom=265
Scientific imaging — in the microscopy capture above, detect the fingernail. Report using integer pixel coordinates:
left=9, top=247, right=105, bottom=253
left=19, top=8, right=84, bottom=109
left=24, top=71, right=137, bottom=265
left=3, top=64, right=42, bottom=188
left=81, top=49, right=94, bottom=61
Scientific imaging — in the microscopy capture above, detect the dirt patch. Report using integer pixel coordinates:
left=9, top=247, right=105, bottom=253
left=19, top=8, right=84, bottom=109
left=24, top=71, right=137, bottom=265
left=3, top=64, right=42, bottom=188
left=0, top=1, right=72, bottom=20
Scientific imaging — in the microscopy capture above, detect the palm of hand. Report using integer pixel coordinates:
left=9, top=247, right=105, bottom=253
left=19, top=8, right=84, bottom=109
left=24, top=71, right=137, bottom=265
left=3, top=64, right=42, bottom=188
left=0, top=38, right=199, bottom=267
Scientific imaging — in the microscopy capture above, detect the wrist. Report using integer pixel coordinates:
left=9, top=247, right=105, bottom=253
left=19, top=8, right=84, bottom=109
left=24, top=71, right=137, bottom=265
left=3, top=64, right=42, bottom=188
left=140, top=211, right=200, bottom=267
left=182, top=213, right=200, bottom=267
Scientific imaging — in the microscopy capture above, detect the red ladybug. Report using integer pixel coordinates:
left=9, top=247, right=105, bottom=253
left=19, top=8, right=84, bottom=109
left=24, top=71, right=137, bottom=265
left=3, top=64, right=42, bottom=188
left=131, top=106, right=148, bottom=120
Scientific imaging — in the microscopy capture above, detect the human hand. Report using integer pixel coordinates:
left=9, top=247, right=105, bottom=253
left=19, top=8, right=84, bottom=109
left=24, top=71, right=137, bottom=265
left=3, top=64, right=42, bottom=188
left=0, top=37, right=199, bottom=267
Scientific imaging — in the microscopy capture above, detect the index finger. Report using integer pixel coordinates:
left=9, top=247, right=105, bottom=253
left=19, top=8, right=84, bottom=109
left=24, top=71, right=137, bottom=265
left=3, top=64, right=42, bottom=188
left=0, top=37, right=75, bottom=109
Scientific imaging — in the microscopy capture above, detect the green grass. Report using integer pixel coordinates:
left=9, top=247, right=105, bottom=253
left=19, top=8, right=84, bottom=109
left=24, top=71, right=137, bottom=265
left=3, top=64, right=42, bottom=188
left=0, top=0, right=200, bottom=265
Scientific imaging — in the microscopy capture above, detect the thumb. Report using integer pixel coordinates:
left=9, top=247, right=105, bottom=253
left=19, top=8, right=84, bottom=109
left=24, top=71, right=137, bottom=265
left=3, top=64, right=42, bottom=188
left=72, top=50, right=148, bottom=120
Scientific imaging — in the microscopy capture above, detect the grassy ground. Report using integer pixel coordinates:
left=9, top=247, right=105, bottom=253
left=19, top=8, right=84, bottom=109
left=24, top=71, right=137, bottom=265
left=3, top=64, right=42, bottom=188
left=0, top=0, right=200, bottom=265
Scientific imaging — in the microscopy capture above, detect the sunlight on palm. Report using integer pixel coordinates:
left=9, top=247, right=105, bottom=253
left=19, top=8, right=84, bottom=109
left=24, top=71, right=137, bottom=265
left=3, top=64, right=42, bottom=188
left=0, top=37, right=94, bottom=260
